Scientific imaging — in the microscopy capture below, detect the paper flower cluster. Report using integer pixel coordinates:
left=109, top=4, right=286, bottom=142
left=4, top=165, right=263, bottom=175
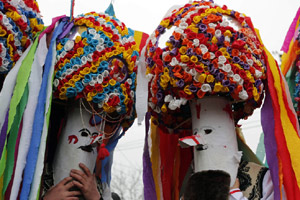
left=145, top=1, right=267, bottom=123
left=53, top=12, right=139, bottom=129
left=0, top=0, right=43, bottom=74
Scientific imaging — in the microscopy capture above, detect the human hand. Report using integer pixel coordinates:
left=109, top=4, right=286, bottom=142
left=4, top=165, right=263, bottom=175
left=43, top=177, right=81, bottom=200
left=230, top=178, right=240, bottom=189
left=70, top=163, right=101, bottom=200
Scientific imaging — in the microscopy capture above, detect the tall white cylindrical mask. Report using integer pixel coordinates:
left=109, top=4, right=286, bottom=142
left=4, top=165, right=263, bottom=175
left=53, top=104, right=99, bottom=185
left=189, top=96, right=242, bottom=186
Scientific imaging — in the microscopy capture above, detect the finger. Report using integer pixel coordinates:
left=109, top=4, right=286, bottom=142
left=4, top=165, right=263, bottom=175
left=70, top=172, right=86, bottom=184
left=64, top=179, right=75, bottom=190
left=70, top=169, right=86, bottom=178
left=59, top=177, right=73, bottom=186
left=73, top=180, right=84, bottom=190
left=79, top=163, right=92, bottom=176
left=66, top=197, right=79, bottom=200
left=67, top=190, right=82, bottom=197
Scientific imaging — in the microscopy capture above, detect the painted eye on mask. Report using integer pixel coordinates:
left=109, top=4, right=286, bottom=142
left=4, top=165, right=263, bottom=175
left=204, top=129, right=212, bottom=134
left=79, top=128, right=91, bottom=137
left=200, top=126, right=215, bottom=135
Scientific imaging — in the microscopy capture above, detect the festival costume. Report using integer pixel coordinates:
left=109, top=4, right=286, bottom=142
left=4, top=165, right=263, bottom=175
left=137, top=1, right=300, bottom=200
left=0, top=3, right=148, bottom=199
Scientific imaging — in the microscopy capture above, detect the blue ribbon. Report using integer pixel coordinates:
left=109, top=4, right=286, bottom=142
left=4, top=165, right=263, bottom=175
left=20, top=18, right=68, bottom=199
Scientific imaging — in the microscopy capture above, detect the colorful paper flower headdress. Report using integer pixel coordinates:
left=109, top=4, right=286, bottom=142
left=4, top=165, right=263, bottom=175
left=53, top=12, right=139, bottom=130
left=0, top=0, right=43, bottom=74
left=145, top=1, right=267, bottom=125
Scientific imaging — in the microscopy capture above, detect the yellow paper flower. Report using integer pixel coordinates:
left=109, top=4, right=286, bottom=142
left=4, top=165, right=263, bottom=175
left=211, top=36, right=218, bottom=44
left=179, top=46, right=187, bottom=55
left=193, top=16, right=201, bottom=23
left=206, top=74, right=215, bottom=83
left=199, top=74, right=207, bottom=83
left=109, top=79, right=116, bottom=86
left=181, top=55, right=190, bottom=62
left=161, top=104, right=167, bottom=113
left=184, top=85, right=192, bottom=95
left=213, top=82, right=222, bottom=92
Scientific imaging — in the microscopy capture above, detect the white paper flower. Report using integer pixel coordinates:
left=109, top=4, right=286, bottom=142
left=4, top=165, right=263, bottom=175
left=233, top=74, right=241, bottom=83
left=215, top=29, right=222, bottom=38
left=200, top=44, right=208, bottom=54
left=96, top=44, right=104, bottom=52
left=87, top=54, right=93, bottom=62
left=179, top=22, right=188, bottom=29
left=222, top=64, right=231, bottom=72
left=88, top=29, right=96, bottom=35
left=168, top=99, right=177, bottom=110
left=193, top=39, right=200, bottom=47
left=97, top=74, right=103, bottom=84
left=154, top=106, right=161, bottom=113
left=148, top=102, right=155, bottom=109
left=255, top=69, right=263, bottom=78
left=81, top=56, right=87, bottom=64
left=127, top=78, right=132, bottom=85
left=170, top=57, right=179, bottom=66
left=201, top=84, right=212, bottom=92
left=181, top=97, right=188, bottom=105
left=247, top=58, right=254, bottom=66
left=103, top=70, right=109, bottom=77
left=225, top=36, right=230, bottom=42
left=66, top=68, right=73, bottom=75
left=64, top=40, right=74, bottom=52
left=164, top=94, right=173, bottom=103
left=174, top=27, right=184, bottom=34
left=218, top=56, right=227, bottom=64
left=239, top=90, right=248, bottom=100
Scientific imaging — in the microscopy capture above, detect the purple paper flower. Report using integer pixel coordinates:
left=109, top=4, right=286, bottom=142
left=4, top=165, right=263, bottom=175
left=157, top=25, right=165, bottom=34
left=187, top=48, right=193, bottom=56
left=189, top=84, right=197, bottom=93
left=217, top=35, right=225, bottom=45
left=222, top=79, right=230, bottom=87
left=183, top=7, right=189, bottom=12
left=243, top=63, right=250, bottom=70
left=205, top=32, right=212, bottom=40
left=228, top=84, right=235, bottom=92
left=170, top=48, right=178, bottom=56
left=196, top=55, right=202, bottom=61
left=233, top=56, right=240, bottom=63
left=174, top=40, right=181, bottom=48
left=255, top=79, right=262, bottom=88
left=176, top=79, right=185, bottom=88
left=202, top=60, right=210, bottom=66
left=147, top=57, right=155, bottom=67
left=156, top=91, right=164, bottom=102
left=216, top=72, right=225, bottom=81
left=226, top=47, right=232, bottom=55
left=150, top=46, right=156, bottom=53
left=198, top=23, right=207, bottom=32
left=230, top=10, right=235, bottom=17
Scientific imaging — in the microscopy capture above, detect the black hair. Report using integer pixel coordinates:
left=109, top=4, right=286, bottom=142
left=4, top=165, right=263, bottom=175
left=183, top=170, right=231, bottom=200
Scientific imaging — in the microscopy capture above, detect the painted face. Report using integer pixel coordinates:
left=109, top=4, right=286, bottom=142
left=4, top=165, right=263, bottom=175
left=181, top=97, right=242, bottom=187
left=53, top=103, right=102, bottom=185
